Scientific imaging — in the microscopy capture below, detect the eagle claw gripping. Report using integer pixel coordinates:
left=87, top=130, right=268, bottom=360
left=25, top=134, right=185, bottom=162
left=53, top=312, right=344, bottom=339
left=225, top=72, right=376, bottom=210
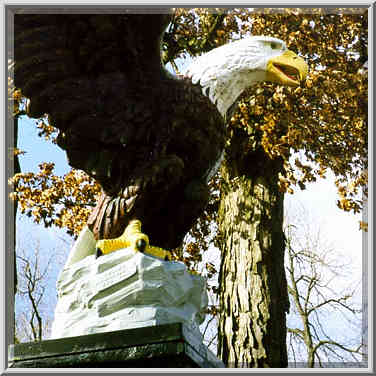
left=95, top=220, right=171, bottom=261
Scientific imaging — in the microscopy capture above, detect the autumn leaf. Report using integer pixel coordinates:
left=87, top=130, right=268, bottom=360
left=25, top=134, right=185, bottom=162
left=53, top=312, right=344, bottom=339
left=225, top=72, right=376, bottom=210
left=359, top=221, right=368, bottom=232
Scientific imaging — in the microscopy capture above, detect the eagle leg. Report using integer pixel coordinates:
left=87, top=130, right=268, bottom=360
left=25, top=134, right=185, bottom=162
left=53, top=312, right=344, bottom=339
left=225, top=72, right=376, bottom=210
left=96, top=219, right=149, bottom=255
left=157, top=178, right=211, bottom=252
left=87, top=154, right=185, bottom=244
left=95, top=219, right=172, bottom=261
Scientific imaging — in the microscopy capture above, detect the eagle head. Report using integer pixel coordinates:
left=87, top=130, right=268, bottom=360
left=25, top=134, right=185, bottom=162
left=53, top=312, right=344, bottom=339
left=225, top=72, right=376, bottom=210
left=186, top=36, right=308, bottom=117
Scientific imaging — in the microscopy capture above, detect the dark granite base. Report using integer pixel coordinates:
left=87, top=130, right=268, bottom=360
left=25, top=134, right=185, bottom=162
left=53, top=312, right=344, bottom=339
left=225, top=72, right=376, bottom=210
left=9, top=323, right=224, bottom=368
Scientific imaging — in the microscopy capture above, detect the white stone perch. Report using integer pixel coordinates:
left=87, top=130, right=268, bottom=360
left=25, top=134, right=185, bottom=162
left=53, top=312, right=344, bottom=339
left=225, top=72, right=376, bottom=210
left=50, top=240, right=208, bottom=340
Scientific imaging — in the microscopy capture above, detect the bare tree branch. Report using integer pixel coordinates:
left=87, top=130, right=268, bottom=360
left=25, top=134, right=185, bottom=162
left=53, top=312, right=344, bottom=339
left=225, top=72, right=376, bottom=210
left=15, top=238, right=61, bottom=343
left=284, top=220, right=363, bottom=367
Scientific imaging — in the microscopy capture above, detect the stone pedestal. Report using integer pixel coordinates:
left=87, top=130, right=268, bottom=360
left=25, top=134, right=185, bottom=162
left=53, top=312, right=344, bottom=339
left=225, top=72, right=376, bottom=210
left=10, top=232, right=224, bottom=368
left=51, top=242, right=207, bottom=338
left=9, top=323, right=224, bottom=368
left=51, top=246, right=208, bottom=340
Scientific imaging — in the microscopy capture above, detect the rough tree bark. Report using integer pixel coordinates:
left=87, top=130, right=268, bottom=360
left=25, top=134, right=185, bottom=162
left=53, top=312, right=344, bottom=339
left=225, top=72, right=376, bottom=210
left=217, top=126, right=289, bottom=367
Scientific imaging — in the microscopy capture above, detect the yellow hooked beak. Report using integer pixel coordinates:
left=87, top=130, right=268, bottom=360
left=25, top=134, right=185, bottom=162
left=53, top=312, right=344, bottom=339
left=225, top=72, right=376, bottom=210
left=266, top=50, right=308, bottom=87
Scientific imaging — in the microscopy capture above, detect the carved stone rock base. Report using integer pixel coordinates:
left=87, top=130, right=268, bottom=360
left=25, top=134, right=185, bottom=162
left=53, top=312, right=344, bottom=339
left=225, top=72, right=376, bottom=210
left=50, top=247, right=208, bottom=340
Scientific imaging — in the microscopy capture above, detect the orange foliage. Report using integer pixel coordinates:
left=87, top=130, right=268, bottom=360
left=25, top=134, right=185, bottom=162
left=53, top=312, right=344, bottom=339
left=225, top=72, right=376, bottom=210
left=9, top=164, right=101, bottom=237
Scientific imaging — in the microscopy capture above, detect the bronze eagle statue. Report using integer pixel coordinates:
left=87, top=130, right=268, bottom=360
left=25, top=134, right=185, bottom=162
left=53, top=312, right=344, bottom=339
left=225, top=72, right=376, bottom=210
left=13, top=13, right=307, bottom=254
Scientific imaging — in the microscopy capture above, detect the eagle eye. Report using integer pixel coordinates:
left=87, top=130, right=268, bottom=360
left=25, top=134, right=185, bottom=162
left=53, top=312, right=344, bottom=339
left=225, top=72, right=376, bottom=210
left=270, top=42, right=279, bottom=50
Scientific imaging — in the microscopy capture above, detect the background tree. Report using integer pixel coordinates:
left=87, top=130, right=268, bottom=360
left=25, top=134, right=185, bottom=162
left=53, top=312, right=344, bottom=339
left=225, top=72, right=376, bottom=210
left=284, top=210, right=364, bottom=367
left=14, top=236, right=66, bottom=343
left=165, top=7, right=367, bottom=367
left=10, top=7, right=367, bottom=367
left=180, top=205, right=365, bottom=367
left=216, top=8, right=367, bottom=367
left=8, top=60, right=27, bottom=295
left=10, top=163, right=101, bottom=237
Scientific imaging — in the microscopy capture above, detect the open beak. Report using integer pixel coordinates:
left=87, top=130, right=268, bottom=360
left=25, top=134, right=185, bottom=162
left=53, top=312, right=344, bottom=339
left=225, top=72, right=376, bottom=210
left=266, top=50, right=308, bottom=87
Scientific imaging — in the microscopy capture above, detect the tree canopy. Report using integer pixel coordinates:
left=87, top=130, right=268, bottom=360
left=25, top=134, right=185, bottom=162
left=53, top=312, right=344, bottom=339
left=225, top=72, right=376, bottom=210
left=166, top=8, right=368, bottom=211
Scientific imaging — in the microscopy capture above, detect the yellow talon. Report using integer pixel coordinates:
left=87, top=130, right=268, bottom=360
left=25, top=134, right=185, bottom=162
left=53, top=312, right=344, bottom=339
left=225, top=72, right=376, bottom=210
left=148, top=246, right=172, bottom=261
left=95, top=220, right=171, bottom=261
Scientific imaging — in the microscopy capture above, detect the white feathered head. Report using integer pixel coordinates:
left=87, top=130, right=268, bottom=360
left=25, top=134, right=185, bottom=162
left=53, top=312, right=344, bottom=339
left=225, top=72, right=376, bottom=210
left=186, top=36, right=308, bottom=117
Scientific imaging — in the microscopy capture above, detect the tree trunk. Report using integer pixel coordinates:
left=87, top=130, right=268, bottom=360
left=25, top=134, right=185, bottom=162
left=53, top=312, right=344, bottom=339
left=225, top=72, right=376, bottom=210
left=217, top=127, right=289, bottom=367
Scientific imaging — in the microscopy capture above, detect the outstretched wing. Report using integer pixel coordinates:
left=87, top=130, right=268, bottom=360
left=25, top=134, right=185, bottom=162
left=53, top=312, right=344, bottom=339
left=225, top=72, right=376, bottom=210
left=14, top=13, right=226, bottom=249
left=14, top=13, right=171, bottom=193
